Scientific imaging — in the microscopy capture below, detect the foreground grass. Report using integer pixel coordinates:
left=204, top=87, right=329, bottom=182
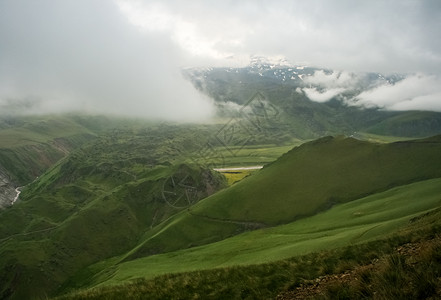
left=59, top=177, right=441, bottom=296
left=312, top=236, right=441, bottom=299
left=56, top=205, right=441, bottom=300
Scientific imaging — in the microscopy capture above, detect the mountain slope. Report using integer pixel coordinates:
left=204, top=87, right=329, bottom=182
left=184, top=65, right=441, bottom=139
left=126, top=135, right=441, bottom=259
left=0, top=115, right=98, bottom=207
left=0, top=125, right=227, bottom=300
left=60, top=177, right=441, bottom=298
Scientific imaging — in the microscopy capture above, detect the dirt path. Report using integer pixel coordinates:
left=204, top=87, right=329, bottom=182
left=0, top=225, right=59, bottom=243
left=187, top=210, right=267, bottom=230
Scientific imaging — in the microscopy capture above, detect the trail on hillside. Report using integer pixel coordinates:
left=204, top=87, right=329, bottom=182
left=187, top=209, right=267, bottom=230
left=0, top=225, right=59, bottom=243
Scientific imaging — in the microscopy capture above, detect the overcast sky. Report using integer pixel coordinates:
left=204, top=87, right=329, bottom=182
left=1, top=0, right=440, bottom=119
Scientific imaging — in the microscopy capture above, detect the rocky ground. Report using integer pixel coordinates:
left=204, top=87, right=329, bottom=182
left=276, top=236, right=441, bottom=299
left=0, top=168, right=16, bottom=209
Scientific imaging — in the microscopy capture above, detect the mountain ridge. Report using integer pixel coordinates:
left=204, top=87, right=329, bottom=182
left=183, top=64, right=441, bottom=139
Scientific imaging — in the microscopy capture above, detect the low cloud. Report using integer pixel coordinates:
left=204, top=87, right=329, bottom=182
left=302, top=87, right=347, bottom=103
left=1, top=0, right=440, bottom=118
left=303, top=70, right=360, bottom=89
left=299, top=70, right=362, bottom=103
left=298, top=70, right=441, bottom=112
left=0, top=0, right=214, bottom=121
left=355, top=74, right=441, bottom=111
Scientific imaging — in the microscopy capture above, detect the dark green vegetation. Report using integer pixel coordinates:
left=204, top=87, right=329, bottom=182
left=0, top=114, right=163, bottom=186
left=0, top=119, right=230, bottom=299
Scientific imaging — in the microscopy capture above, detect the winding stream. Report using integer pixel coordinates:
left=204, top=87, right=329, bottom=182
left=11, top=187, right=21, bottom=205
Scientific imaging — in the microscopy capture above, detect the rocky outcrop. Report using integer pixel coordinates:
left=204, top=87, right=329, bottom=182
left=0, top=166, right=16, bottom=209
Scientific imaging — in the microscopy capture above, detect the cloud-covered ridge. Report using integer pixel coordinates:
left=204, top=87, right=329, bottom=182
left=299, top=70, right=441, bottom=112
left=356, top=74, right=441, bottom=111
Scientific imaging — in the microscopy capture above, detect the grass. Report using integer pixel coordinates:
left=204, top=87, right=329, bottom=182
left=0, top=133, right=228, bottom=300
left=123, top=135, right=441, bottom=260
left=366, top=111, right=441, bottom=137
left=0, top=115, right=94, bottom=148
left=62, top=177, right=441, bottom=292
left=56, top=189, right=441, bottom=299
left=351, top=132, right=412, bottom=143
left=318, top=238, right=441, bottom=299
left=1, top=117, right=440, bottom=299
left=193, top=135, right=441, bottom=225
left=210, top=144, right=298, bottom=167
left=0, top=115, right=97, bottom=183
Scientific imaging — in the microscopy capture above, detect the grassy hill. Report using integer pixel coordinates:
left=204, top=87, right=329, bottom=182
left=0, top=124, right=230, bottom=300
left=58, top=177, right=441, bottom=299
left=122, top=135, right=441, bottom=260
left=365, top=110, right=441, bottom=137
left=0, top=114, right=170, bottom=186
left=60, top=207, right=441, bottom=299
left=0, top=115, right=98, bottom=185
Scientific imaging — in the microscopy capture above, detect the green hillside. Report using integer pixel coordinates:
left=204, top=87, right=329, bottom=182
left=125, top=135, right=441, bottom=259
left=0, top=115, right=97, bottom=184
left=59, top=177, right=441, bottom=299
left=0, top=124, right=230, bottom=300
left=0, top=114, right=170, bottom=186
left=365, top=111, right=441, bottom=137
left=1, top=115, right=441, bottom=299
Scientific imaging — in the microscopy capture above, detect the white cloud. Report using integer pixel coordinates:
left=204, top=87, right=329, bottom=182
left=300, top=70, right=361, bottom=103
left=302, top=87, right=347, bottom=103
left=116, top=1, right=173, bottom=32
left=115, top=0, right=241, bottom=61
left=0, top=0, right=215, bottom=121
left=355, top=74, right=441, bottom=111
left=389, top=92, right=441, bottom=111
left=299, top=71, right=441, bottom=112
left=304, top=70, right=359, bottom=89
left=1, top=0, right=441, bottom=117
